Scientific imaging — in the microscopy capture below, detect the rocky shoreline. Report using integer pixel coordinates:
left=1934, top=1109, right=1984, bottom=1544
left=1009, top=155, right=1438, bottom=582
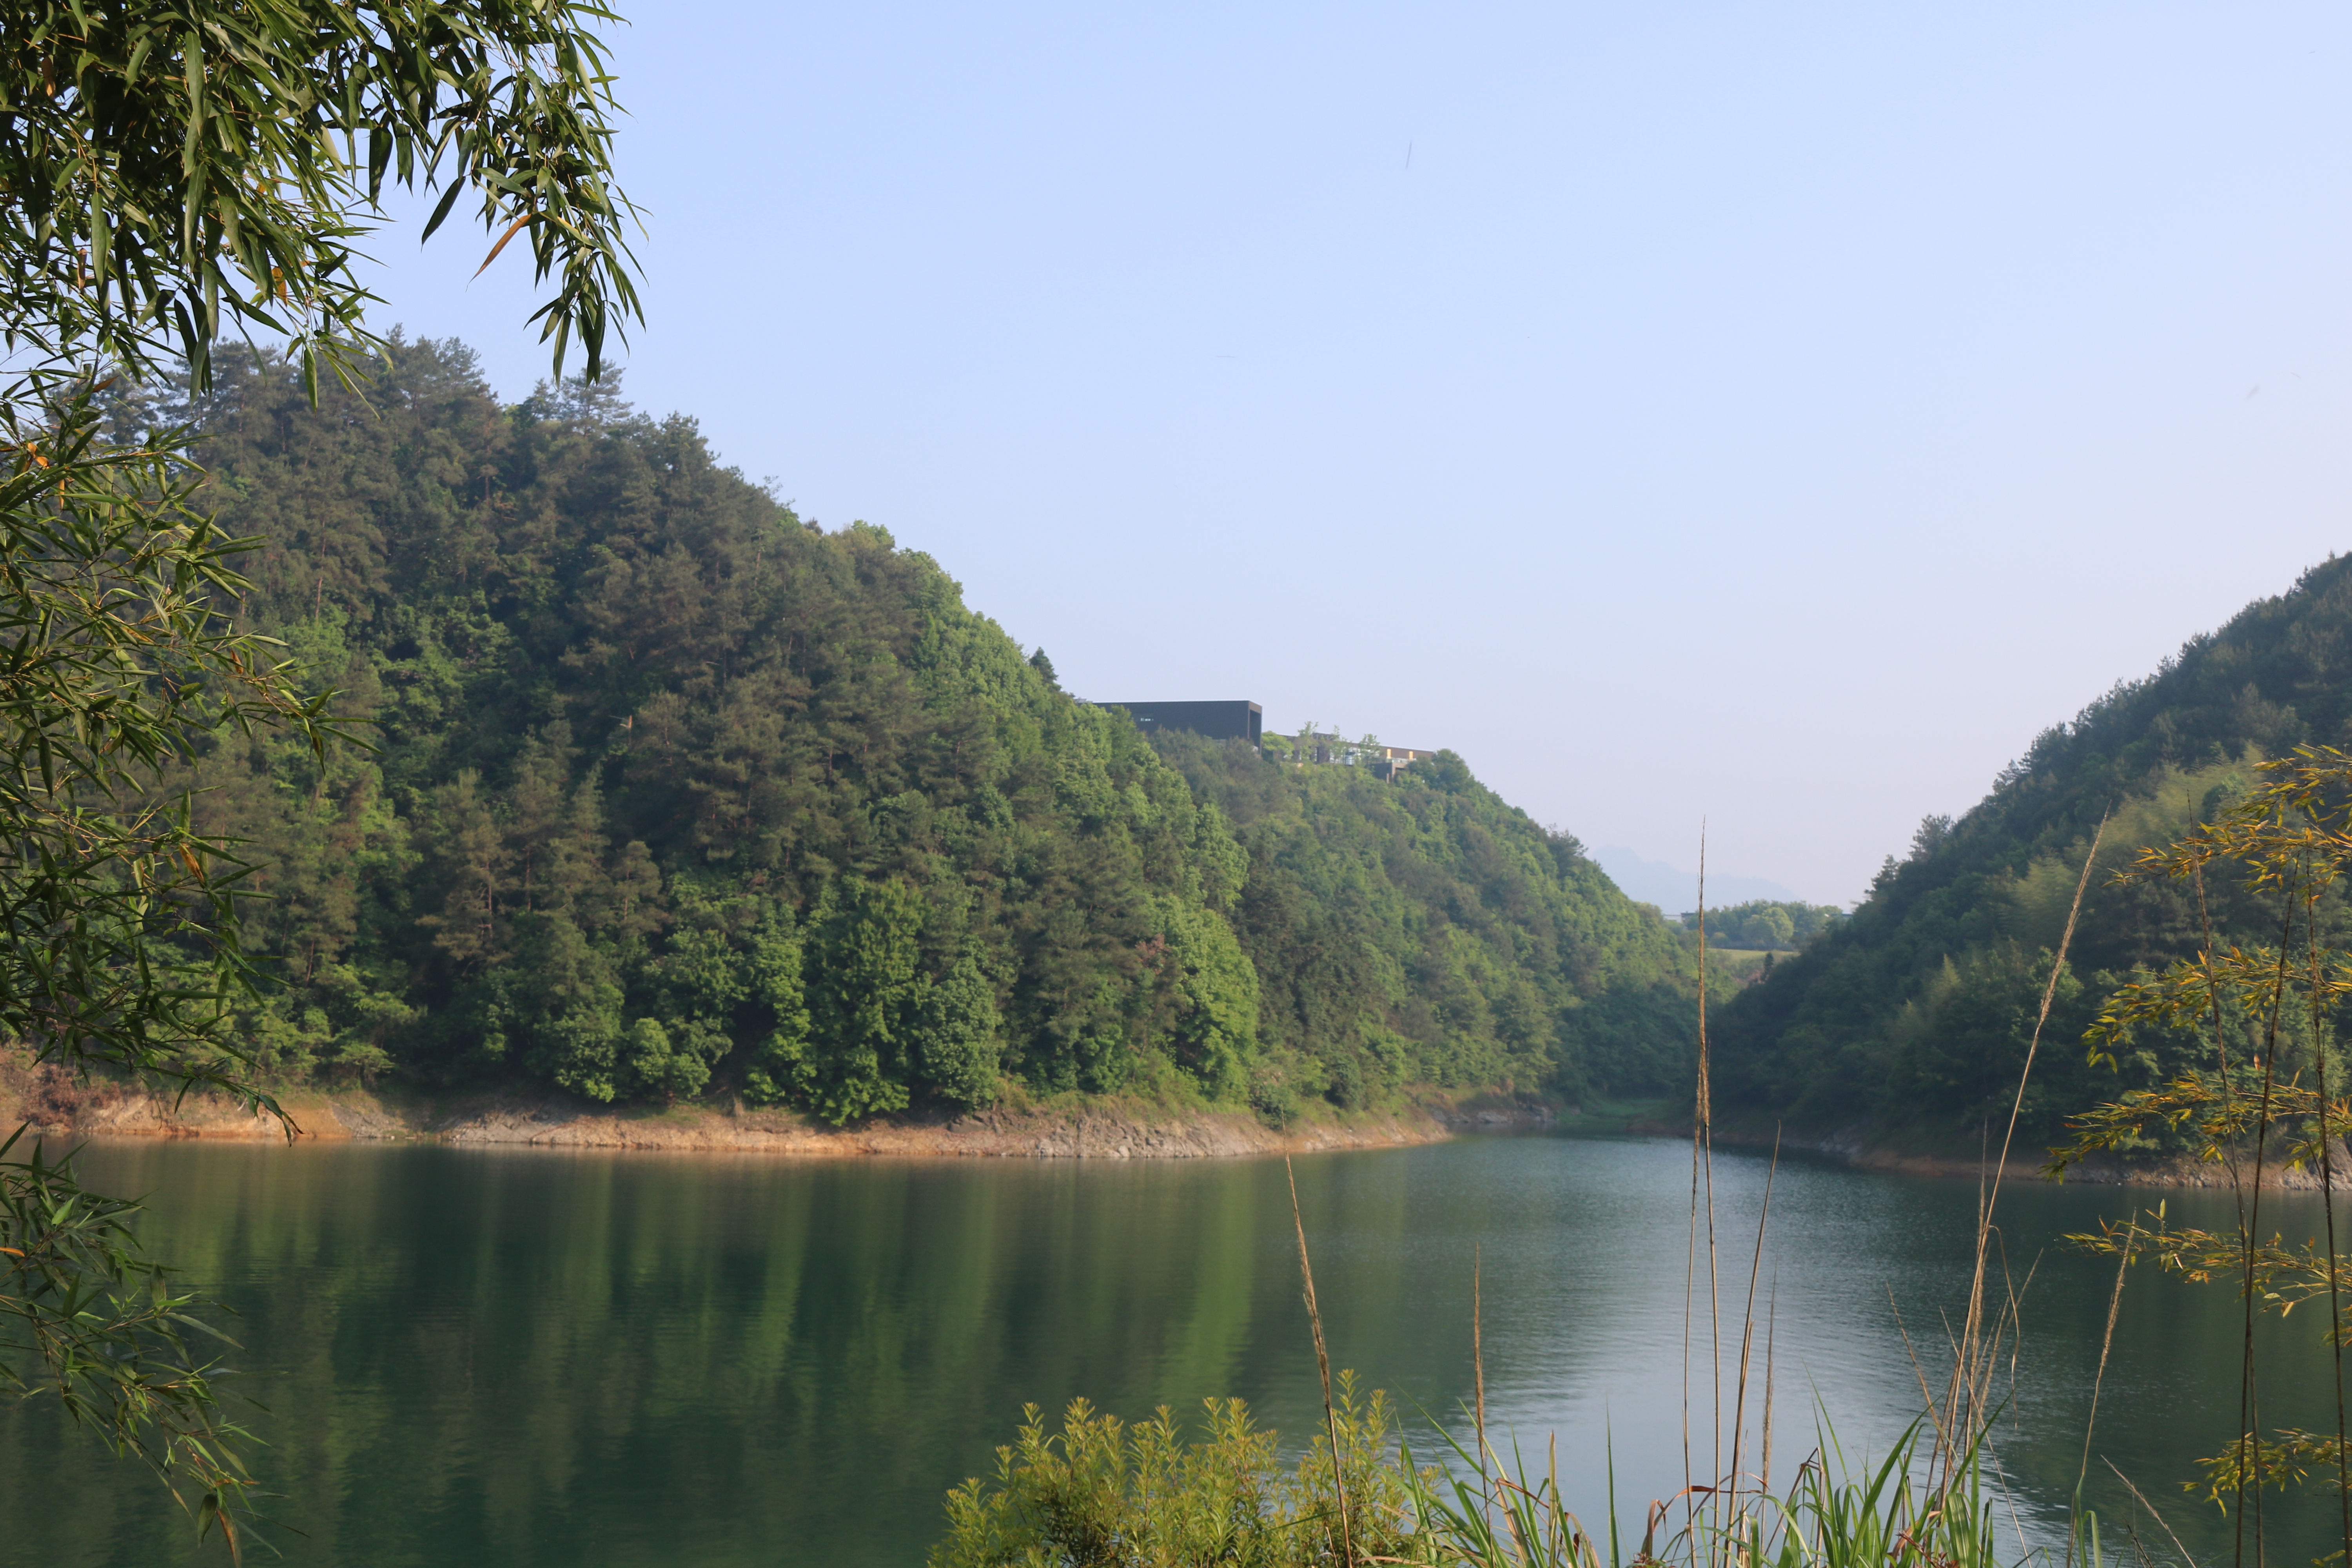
left=0, top=1056, right=1554, bottom=1160
left=13, top=1051, right=2323, bottom=1185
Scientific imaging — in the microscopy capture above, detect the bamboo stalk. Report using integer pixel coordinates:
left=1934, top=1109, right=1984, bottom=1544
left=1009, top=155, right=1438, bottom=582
left=2189, top=859, right=2258, bottom=1568
left=2238, top=876, right=2303, bottom=1568
left=2312, top=874, right=2350, bottom=1568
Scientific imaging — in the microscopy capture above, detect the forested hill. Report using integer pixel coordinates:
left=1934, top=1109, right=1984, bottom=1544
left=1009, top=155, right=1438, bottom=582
left=1150, top=734, right=1699, bottom=1108
left=148, top=338, right=1698, bottom=1120
left=1717, top=554, right=2352, bottom=1142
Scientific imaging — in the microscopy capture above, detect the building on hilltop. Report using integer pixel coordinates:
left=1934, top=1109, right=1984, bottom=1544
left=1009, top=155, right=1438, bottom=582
left=1263, top=729, right=1438, bottom=780
left=1365, top=743, right=1438, bottom=780
left=1097, top=700, right=1263, bottom=747
left=1097, top=702, right=1440, bottom=780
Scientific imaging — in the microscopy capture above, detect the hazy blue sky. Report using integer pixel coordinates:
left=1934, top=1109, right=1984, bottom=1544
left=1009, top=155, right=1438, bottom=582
left=356, top=0, right=2352, bottom=906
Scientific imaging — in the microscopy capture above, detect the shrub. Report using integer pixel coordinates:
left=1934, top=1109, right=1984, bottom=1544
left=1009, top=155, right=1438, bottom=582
left=930, top=1376, right=1420, bottom=1568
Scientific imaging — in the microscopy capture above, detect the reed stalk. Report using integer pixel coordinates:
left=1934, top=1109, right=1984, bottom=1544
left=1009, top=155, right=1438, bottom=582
left=2071, top=1216, right=2134, bottom=1568
left=1943, top=811, right=2105, bottom=1493
left=1726, top=1131, right=1780, bottom=1538
left=1685, top=829, right=1730, bottom=1555
left=1286, top=1153, right=1357, bottom=1567
left=1684, top=829, right=1708, bottom=1553
left=1762, top=1273, right=1777, bottom=1499
left=1477, top=1243, right=1493, bottom=1535
left=2105, top=1458, right=2199, bottom=1568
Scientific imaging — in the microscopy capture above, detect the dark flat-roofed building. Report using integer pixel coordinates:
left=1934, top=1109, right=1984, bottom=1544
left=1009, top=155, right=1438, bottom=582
left=1100, top=700, right=1263, bottom=747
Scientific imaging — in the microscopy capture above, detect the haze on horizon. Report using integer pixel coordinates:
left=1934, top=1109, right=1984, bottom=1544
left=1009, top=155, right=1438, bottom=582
left=353, top=0, right=2352, bottom=906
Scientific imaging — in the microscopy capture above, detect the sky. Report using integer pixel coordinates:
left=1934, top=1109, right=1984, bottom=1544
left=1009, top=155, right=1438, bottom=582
left=354, top=0, right=2352, bottom=907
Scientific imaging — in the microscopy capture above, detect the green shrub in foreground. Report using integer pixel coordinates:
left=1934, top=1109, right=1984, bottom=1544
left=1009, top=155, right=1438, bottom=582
left=930, top=1377, right=1419, bottom=1568
left=933, top=1388, right=2062, bottom=1568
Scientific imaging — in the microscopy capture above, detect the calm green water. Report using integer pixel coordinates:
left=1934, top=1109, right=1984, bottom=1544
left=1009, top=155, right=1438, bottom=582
left=0, top=1132, right=2337, bottom=1566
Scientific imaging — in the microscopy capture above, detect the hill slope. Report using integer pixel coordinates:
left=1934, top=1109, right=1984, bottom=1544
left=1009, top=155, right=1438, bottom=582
left=1151, top=735, right=1699, bottom=1109
left=1717, top=554, right=2352, bottom=1143
left=145, top=340, right=1697, bottom=1120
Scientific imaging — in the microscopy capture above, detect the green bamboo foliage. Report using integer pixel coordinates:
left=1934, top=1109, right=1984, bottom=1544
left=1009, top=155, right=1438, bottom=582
left=0, top=0, right=642, bottom=387
left=2049, top=744, right=2352, bottom=1566
left=0, top=382, right=339, bottom=1555
left=0, top=0, right=644, bottom=1549
left=0, top=1132, right=260, bottom=1548
left=0, top=385, right=335, bottom=1112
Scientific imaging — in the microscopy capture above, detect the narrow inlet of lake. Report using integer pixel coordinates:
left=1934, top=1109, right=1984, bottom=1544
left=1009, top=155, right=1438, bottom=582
left=1, top=1133, right=2327, bottom=1566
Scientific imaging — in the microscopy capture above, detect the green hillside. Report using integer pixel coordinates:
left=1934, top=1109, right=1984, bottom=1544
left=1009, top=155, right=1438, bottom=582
left=1150, top=735, right=1699, bottom=1108
left=1717, top=554, right=2352, bottom=1143
left=142, top=339, right=1698, bottom=1120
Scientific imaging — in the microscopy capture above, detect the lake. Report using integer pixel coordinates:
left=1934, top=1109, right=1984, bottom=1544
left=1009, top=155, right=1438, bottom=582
left=1, top=1131, right=2337, bottom=1566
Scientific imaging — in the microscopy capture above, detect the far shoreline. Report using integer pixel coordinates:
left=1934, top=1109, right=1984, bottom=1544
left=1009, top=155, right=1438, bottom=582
left=1, top=1056, right=1560, bottom=1160
left=1625, top=1110, right=2341, bottom=1191
left=19, top=1055, right=2293, bottom=1187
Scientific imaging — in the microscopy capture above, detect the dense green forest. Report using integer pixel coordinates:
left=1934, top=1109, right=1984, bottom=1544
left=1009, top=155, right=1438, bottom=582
left=130, top=338, right=1700, bottom=1121
left=1682, top=900, right=1845, bottom=951
left=1717, top=554, right=2352, bottom=1144
left=1150, top=735, right=1700, bottom=1106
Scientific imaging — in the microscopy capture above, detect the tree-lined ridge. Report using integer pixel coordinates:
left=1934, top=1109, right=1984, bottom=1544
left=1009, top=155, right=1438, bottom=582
left=149, top=340, right=1702, bottom=1125
left=1718, top=553, right=2352, bottom=1147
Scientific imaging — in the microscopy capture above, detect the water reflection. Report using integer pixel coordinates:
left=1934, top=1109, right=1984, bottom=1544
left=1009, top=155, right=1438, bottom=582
left=0, top=1132, right=2332, bottom=1565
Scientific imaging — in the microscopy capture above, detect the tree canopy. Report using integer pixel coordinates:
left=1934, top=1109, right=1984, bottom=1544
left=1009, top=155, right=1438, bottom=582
left=1682, top=900, right=1844, bottom=952
left=137, top=341, right=1703, bottom=1122
left=1154, top=731, right=1699, bottom=1108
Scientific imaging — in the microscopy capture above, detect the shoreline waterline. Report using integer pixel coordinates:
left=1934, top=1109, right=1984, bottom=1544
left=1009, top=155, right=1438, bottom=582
left=2, top=1060, right=1552, bottom=1159
left=9, top=1051, right=2314, bottom=1183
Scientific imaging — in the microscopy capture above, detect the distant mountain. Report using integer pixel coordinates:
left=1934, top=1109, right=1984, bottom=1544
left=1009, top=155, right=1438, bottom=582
left=1594, top=847, right=1799, bottom=915
left=1717, top=554, right=2352, bottom=1143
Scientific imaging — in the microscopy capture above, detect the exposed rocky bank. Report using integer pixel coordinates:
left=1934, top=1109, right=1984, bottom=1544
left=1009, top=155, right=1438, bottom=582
left=1, top=1056, right=1553, bottom=1159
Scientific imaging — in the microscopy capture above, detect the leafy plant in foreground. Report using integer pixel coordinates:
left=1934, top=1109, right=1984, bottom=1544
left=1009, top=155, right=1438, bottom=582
left=927, top=1392, right=2046, bottom=1568
left=0, top=1132, right=258, bottom=1538
left=0, top=0, right=642, bottom=1548
left=2048, top=745, right=2352, bottom=1564
left=929, top=1378, right=1421, bottom=1568
left=0, top=382, right=335, bottom=1544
